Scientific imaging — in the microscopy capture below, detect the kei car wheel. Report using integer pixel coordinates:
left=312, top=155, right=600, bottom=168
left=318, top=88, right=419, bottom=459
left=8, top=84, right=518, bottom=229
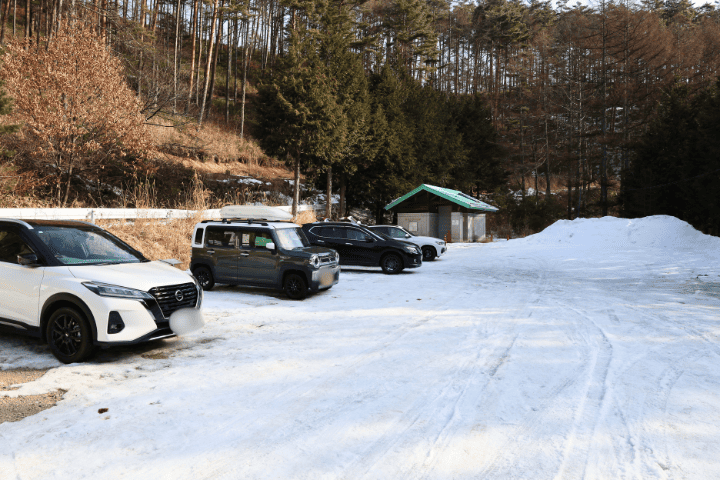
left=422, top=247, right=436, bottom=261
left=46, top=307, right=95, bottom=364
left=283, top=273, right=308, bottom=300
left=381, top=253, right=403, bottom=274
left=193, top=266, right=215, bottom=291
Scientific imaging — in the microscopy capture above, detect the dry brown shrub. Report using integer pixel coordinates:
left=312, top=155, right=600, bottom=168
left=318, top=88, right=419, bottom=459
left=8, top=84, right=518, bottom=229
left=293, top=209, right=317, bottom=225
left=1, top=23, right=154, bottom=206
left=100, top=216, right=206, bottom=271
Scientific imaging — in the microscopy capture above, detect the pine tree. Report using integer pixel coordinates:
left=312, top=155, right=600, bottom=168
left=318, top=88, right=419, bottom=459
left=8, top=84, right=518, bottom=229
left=256, top=17, right=346, bottom=216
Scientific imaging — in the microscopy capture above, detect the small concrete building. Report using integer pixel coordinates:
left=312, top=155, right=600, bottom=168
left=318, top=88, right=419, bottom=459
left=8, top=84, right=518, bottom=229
left=385, top=184, right=498, bottom=242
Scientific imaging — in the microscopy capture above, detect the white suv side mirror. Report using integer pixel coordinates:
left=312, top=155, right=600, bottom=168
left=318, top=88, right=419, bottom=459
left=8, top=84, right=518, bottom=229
left=265, top=242, right=276, bottom=250
left=17, top=253, right=40, bottom=267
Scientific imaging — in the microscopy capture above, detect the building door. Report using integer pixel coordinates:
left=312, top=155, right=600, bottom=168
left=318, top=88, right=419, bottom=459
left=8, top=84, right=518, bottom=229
left=438, top=206, right=452, bottom=241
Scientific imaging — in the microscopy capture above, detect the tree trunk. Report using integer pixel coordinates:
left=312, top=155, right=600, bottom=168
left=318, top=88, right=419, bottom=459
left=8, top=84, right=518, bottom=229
left=186, top=0, right=199, bottom=112
left=62, top=162, right=74, bottom=208
left=173, top=0, right=181, bottom=113
left=207, top=4, right=223, bottom=120
left=225, top=13, right=232, bottom=124
left=240, top=17, right=250, bottom=139
left=24, top=0, right=29, bottom=39
left=197, top=0, right=220, bottom=128
left=339, top=173, right=345, bottom=218
left=292, top=156, right=300, bottom=217
left=0, top=0, right=11, bottom=43
left=325, top=165, right=332, bottom=219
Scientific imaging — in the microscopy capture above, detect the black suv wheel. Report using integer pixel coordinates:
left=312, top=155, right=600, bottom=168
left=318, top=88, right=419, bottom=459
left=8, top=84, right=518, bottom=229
left=381, top=253, right=403, bottom=274
left=46, top=307, right=95, bottom=364
left=284, top=272, right=308, bottom=300
left=193, top=266, right=215, bottom=291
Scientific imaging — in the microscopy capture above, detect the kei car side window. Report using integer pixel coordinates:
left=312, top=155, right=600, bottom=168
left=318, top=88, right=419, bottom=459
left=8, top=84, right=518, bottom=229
left=0, top=229, right=35, bottom=264
left=205, top=227, right=238, bottom=249
left=253, top=231, right=273, bottom=248
left=194, top=228, right=204, bottom=245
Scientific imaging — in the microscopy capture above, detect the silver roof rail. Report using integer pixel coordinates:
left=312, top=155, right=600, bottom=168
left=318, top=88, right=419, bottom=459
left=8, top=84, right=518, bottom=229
left=0, top=218, right=34, bottom=229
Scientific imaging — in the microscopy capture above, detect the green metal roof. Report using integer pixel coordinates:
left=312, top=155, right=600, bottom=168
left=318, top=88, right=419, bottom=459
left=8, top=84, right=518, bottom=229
left=385, top=184, right=499, bottom=212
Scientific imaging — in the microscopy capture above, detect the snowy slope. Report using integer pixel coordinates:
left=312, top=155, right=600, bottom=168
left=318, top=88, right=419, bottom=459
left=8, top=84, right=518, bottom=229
left=1, top=215, right=720, bottom=479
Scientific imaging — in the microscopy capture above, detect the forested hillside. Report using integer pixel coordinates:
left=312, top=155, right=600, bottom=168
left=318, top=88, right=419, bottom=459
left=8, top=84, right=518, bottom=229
left=0, top=0, right=719, bottom=233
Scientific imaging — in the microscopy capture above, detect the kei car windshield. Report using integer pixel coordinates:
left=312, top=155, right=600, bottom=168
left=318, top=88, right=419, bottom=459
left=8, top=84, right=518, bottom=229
left=34, top=226, right=146, bottom=265
left=274, top=227, right=311, bottom=249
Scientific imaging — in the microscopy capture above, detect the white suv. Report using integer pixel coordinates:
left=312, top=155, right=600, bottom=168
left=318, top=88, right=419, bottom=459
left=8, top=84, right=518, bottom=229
left=367, top=225, right=447, bottom=261
left=0, top=219, right=203, bottom=363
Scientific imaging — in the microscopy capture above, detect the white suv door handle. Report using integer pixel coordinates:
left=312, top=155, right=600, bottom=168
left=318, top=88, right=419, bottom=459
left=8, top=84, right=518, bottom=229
left=239, top=252, right=250, bottom=257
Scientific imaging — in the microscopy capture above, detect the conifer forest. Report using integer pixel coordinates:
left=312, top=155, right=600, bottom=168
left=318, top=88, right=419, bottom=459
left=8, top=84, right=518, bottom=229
left=1, top=0, right=719, bottom=233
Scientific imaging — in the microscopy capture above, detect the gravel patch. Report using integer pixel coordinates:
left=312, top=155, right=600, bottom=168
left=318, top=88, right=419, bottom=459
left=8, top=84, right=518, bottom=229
left=0, top=368, right=65, bottom=424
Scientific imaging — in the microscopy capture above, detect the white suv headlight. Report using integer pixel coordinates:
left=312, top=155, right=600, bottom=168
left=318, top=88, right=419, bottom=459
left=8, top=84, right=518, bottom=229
left=436, top=240, right=445, bottom=246
left=83, top=282, right=154, bottom=300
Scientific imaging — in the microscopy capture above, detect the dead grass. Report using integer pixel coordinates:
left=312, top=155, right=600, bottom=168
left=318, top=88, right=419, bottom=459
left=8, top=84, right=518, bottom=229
left=100, top=208, right=316, bottom=272
left=100, top=216, right=207, bottom=271
left=147, top=116, right=294, bottom=180
left=294, top=209, right=317, bottom=225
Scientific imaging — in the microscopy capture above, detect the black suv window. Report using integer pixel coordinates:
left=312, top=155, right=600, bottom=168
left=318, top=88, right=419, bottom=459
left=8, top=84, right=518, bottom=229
left=205, top=227, right=238, bottom=248
left=313, top=226, right=344, bottom=239
left=346, top=228, right=370, bottom=241
left=0, top=229, right=35, bottom=264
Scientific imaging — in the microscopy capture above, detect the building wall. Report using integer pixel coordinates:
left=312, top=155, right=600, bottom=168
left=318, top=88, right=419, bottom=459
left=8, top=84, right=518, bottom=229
left=397, top=213, right=438, bottom=238
left=472, top=214, right=486, bottom=241
left=394, top=203, right=489, bottom=242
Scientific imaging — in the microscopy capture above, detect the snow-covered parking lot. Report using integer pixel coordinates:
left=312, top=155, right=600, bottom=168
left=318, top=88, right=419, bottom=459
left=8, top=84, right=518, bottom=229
left=2, top=215, right=720, bottom=479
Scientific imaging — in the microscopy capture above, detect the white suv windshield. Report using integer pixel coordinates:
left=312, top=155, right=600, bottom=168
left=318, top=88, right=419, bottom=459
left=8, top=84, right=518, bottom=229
left=274, top=228, right=310, bottom=249
left=35, top=226, right=146, bottom=265
left=388, top=227, right=413, bottom=238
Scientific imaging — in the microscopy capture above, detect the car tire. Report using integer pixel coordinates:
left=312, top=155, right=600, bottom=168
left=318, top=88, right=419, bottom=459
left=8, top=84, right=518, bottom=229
left=193, top=266, right=215, bottom=291
left=381, top=253, right=403, bottom=274
left=422, top=247, right=436, bottom=261
left=46, top=307, right=95, bottom=364
left=284, top=273, right=308, bottom=300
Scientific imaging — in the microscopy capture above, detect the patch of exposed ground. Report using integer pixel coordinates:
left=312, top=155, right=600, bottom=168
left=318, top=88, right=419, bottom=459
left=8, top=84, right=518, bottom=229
left=0, top=369, right=65, bottom=424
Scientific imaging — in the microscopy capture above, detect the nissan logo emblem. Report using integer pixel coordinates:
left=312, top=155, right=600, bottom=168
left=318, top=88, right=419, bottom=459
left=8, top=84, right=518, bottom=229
left=175, top=290, right=184, bottom=302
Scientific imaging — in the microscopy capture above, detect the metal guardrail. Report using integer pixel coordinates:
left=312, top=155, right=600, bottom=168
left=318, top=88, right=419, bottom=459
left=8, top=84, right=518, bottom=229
left=0, top=204, right=324, bottom=222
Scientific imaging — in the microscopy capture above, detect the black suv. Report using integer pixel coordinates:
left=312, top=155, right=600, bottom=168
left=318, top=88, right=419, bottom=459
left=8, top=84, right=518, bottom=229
left=190, top=219, right=340, bottom=299
left=301, top=222, right=422, bottom=274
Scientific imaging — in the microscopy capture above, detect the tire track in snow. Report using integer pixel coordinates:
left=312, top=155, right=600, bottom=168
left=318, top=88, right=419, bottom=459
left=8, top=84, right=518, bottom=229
left=324, top=259, right=553, bottom=480
left=552, top=304, right=613, bottom=480
left=193, top=285, right=485, bottom=479
left=618, top=305, right=717, bottom=478
left=391, top=260, right=555, bottom=480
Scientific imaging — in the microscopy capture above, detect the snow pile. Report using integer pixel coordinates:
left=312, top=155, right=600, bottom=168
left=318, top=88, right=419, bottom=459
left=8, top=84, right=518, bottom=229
left=521, top=215, right=720, bottom=250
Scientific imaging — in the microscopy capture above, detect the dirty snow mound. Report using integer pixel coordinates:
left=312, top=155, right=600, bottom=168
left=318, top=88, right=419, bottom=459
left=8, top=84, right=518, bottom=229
left=521, top=215, right=720, bottom=250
